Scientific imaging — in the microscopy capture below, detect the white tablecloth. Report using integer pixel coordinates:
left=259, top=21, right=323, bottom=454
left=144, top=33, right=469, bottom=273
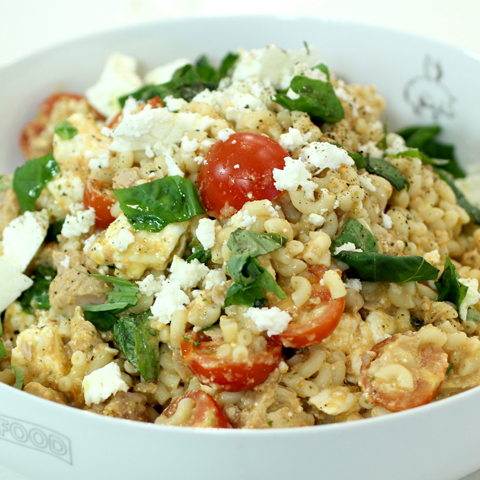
left=1, top=0, right=480, bottom=478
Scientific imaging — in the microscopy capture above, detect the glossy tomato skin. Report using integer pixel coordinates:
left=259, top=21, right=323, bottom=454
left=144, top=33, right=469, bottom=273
left=83, top=179, right=116, bottom=229
left=198, top=132, right=288, bottom=218
left=273, top=266, right=345, bottom=348
left=181, top=332, right=283, bottom=392
left=159, top=390, right=230, bottom=428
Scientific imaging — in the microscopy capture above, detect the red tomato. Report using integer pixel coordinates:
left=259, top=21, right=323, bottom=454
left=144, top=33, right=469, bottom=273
left=181, top=332, right=282, bottom=392
left=83, top=179, right=116, bottom=229
left=359, top=332, right=448, bottom=412
left=273, top=266, right=345, bottom=348
left=198, top=132, right=288, bottom=218
left=39, top=92, right=84, bottom=117
left=158, top=390, right=230, bottom=428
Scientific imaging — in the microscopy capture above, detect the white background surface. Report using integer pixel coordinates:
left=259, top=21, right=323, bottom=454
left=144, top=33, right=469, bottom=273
left=1, top=0, right=480, bottom=479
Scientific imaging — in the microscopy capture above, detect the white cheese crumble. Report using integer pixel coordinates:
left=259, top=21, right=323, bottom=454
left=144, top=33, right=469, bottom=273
left=358, top=173, right=376, bottom=192
left=145, top=58, right=190, bottom=85
left=59, top=255, right=70, bottom=269
left=86, top=53, right=143, bottom=118
left=299, top=142, right=354, bottom=173
left=180, top=134, right=199, bottom=153
left=244, top=306, right=292, bottom=336
left=0, top=259, right=33, bottom=313
left=217, top=128, right=236, bottom=142
left=205, top=269, right=227, bottom=290
left=381, top=213, right=393, bottom=230
left=359, top=141, right=384, bottom=158
left=164, top=96, right=188, bottom=112
left=150, top=280, right=190, bottom=324
left=230, top=211, right=257, bottom=230
left=83, top=233, right=98, bottom=253
left=344, top=278, right=362, bottom=291
left=196, top=218, right=216, bottom=250
left=122, top=96, right=140, bottom=115
left=273, top=157, right=317, bottom=200
left=385, top=133, right=408, bottom=156
left=1, top=210, right=49, bottom=272
left=62, top=208, right=96, bottom=239
left=169, top=256, right=209, bottom=289
left=82, top=362, right=129, bottom=406
left=89, top=151, right=110, bottom=170
left=334, top=242, right=362, bottom=255
left=458, top=277, right=480, bottom=321
left=308, top=213, right=326, bottom=227
left=234, top=164, right=240, bottom=169
left=286, top=88, right=300, bottom=100
left=136, top=274, right=165, bottom=297
left=424, top=249, right=441, bottom=266
left=278, top=128, right=312, bottom=153
left=112, top=228, right=135, bottom=252
left=164, top=154, right=185, bottom=177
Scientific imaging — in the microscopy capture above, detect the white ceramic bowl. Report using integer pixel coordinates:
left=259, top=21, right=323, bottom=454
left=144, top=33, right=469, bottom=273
left=1, top=15, right=480, bottom=480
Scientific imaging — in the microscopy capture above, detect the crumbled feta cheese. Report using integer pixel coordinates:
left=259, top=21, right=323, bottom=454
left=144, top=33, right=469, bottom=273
left=385, top=133, right=408, bottom=155
left=83, top=233, right=98, bottom=253
left=169, top=256, right=209, bottom=289
left=205, top=269, right=227, bottom=290
left=273, top=157, right=317, bottom=200
left=164, top=95, right=188, bottom=112
left=60, top=255, right=70, bottom=269
left=180, top=135, right=199, bottom=153
left=112, top=228, right=135, bottom=252
left=193, top=156, right=205, bottom=165
left=424, top=249, right=441, bottom=266
left=458, top=277, right=480, bottom=321
left=244, top=306, right=292, bottom=336
left=334, top=85, right=359, bottom=117
left=150, top=280, right=190, bottom=324
left=164, top=154, right=185, bottom=177
left=145, top=58, right=190, bottom=84
left=292, top=62, right=328, bottom=82
left=359, top=141, right=384, bottom=158
left=230, top=211, right=257, bottom=230
left=381, top=213, right=393, bottom=230
left=62, top=208, right=96, bottom=239
left=299, top=142, right=354, bottom=173
left=196, top=218, right=216, bottom=250
left=45, top=172, right=85, bottom=214
left=278, top=128, right=312, bottom=153
left=308, top=213, right=325, bottom=227
left=2, top=210, right=49, bottom=272
left=88, top=151, right=110, bottom=170
left=358, top=173, right=376, bottom=192
left=86, top=53, right=143, bottom=117
left=344, top=278, right=362, bottom=291
left=122, top=96, right=140, bottom=115
left=82, top=362, right=128, bottom=406
left=234, top=164, right=240, bottom=169
left=0, top=259, right=33, bottom=312
left=136, top=274, right=165, bottom=297
left=217, top=128, right=236, bottom=142
left=334, top=242, right=362, bottom=255
left=286, top=88, right=300, bottom=100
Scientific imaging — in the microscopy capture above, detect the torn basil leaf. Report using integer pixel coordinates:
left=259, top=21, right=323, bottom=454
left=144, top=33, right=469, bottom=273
left=19, top=267, right=55, bottom=313
left=12, top=366, right=25, bottom=390
left=186, top=237, right=211, bottom=264
left=435, top=168, right=480, bottom=225
left=83, top=311, right=118, bottom=332
left=217, top=52, right=239, bottom=82
left=364, top=156, right=409, bottom=191
left=45, top=220, right=65, bottom=243
left=228, top=229, right=288, bottom=257
left=467, top=307, right=480, bottom=322
left=435, top=257, right=468, bottom=311
left=13, top=153, right=60, bottom=212
left=113, top=312, right=160, bottom=381
left=330, top=218, right=378, bottom=254
left=54, top=120, right=78, bottom=140
left=118, top=84, right=165, bottom=107
left=114, top=176, right=205, bottom=232
left=314, top=63, right=330, bottom=81
left=272, top=76, right=344, bottom=123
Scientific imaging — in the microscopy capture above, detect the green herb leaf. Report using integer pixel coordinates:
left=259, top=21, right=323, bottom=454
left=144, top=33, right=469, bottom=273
left=272, top=76, right=344, bottom=123
left=13, top=153, right=60, bottom=212
left=364, top=156, right=409, bottom=191
left=303, top=41, right=310, bottom=55
left=217, top=52, right=239, bottom=82
left=0, top=175, right=12, bottom=191
left=195, top=55, right=218, bottom=84
left=183, top=336, right=201, bottom=347
left=114, top=176, right=205, bottom=232
left=446, top=362, right=453, bottom=375
left=314, top=63, right=330, bottom=81
left=186, top=237, right=211, bottom=263
left=399, top=124, right=441, bottom=148
left=227, top=229, right=288, bottom=257
left=0, top=318, right=7, bottom=360
left=12, top=366, right=25, bottom=390
left=390, top=149, right=449, bottom=167
left=348, top=152, right=365, bottom=170
left=434, top=168, right=480, bottom=225
left=330, top=218, right=378, bottom=254
left=83, top=311, right=118, bottom=332
left=411, top=315, right=425, bottom=329
left=467, top=307, right=480, bottom=322
left=113, top=312, right=160, bottom=381
left=382, top=123, right=388, bottom=150
left=19, top=267, right=55, bottom=313
left=54, top=120, right=78, bottom=140
left=435, top=257, right=468, bottom=311
left=45, top=220, right=65, bottom=243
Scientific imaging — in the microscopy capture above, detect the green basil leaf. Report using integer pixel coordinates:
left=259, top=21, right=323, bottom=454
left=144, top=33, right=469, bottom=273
left=113, top=316, right=137, bottom=367
left=0, top=175, right=12, bottom=192
left=227, top=229, right=288, bottom=257
left=348, top=152, right=365, bottom=170
left=19, top=267, right=55, bottom=313
left=400, top=124, right=442, bottom=148
left=467, top=307, right=480, bottom=322
left=314, top=63, right=330, bottom=81
left=119, top=84, right=165, bottom=107
left=217, top=52, right=239, bottom=81
left=186, top=237, right=211, bottom=264
left=45, top=220, right=65, bottom=243
left=195, top=55, right=218, bottom=84
left=333, top=251, right=439, bottom=283
left=272, top=76, right=344, bottom=123
left=0, top=319, right=7, bottom=360
left=13, top=153, right=60, bottom=212
left=224, top=283, right=266, bottom=308
left=330, top=218, right=378, bottom=254
left=435, top=168, right=480, bottom=225
left=54, top=120, right=78, bottom=140
left=389, top=149, right=449, bottom=167
left=227, top=255, right=264, bottom=285
left=435, top=257, right=468, bottom=311
left=364, top=156, right=409, bottom=191
left=83, top=311, right=118, bottom=332
left=12, top=366, right=25, bottom=390
left=114, top=176, right=205, bottom=232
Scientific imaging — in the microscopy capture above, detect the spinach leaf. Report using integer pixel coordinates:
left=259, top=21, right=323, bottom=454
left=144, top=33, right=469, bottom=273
left=218, top=52, right=239, bottom=82
left=54, top=120, right=78, bottom=140
left=118, top=84, right=165, bottom=107
left=12, top=366, right=25, bottom=390
left=186, top=237, right=211, bottom=264
left=435, top=257, right=468, bottom=311
left=435, top=168, right=480, bottom=225
left=45, top=220, right=65, bottom=243
left=114, top=176, right=205, bottom=232
left=227, top=229, right=288, bottom=257
left=13, top=153, right=60, bottom=212
left=0, top=318, right=7, bottom=360
left=195, top=55, right=218, bottom=84
left=272, top=76, right=344, bottom=123
left=348, top=151, right=365, bottom=170
left=399, top=124, right=441, bottom=148
left=330, top=218, right=378, bottom=254
left=83, top=311, right=118, bottom=332
left=19, top=267, right=55, bottom=313
left=113, top=312, right=160, bottom=381
left=0, top=175, right=12, bottom=191
left=364, top=156, right=409, bottom=191
left=467, top=307, right=480, bottom=322
left=390, top=149, right=449, bottom=168
left=314, top=63, right=330, bottom=81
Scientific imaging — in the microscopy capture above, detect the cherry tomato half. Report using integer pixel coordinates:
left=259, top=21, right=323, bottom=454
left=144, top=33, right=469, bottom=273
left=83, top=179, right=116, bottom=229
left=157, top=390, right=230, bottom=428
left=273, top=266, right=345, bottom=348
left=198, top=132, right=288, bottom=218
left=181, top=331, right=282, bottom=392
left=359, top=331, right=448, bottom=412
